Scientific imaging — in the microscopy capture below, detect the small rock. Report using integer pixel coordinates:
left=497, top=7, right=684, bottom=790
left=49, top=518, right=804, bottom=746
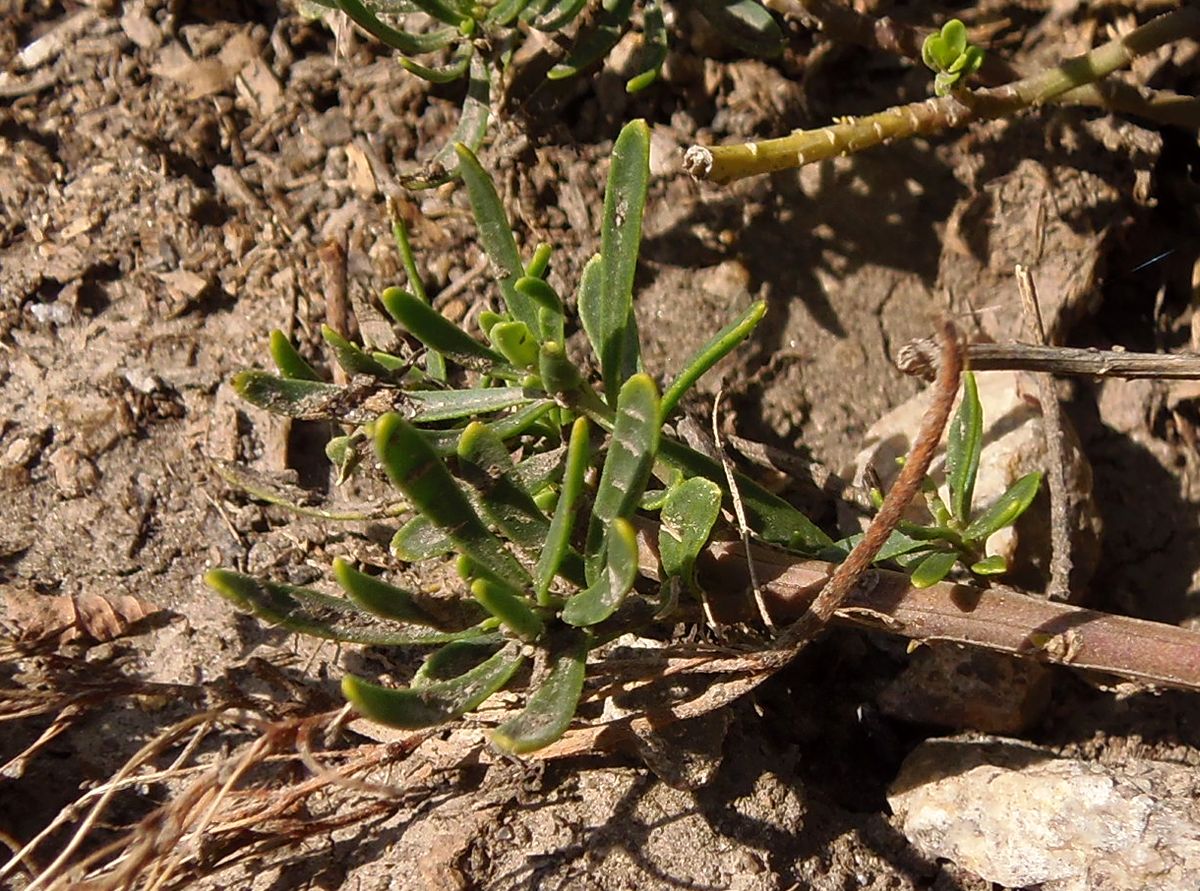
left=889, top=737, right=1200, bottom=890
left=877, top=645, right=1051, bottom=734
left=119, top=7, right=162, bottom=50
left=49, top=446, right=100, bottom=497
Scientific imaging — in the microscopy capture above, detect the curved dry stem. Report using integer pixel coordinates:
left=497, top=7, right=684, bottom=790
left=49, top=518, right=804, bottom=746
left=686, top=7, right=1200, bottom=184
left=767, top=0, right=1200, bottom=127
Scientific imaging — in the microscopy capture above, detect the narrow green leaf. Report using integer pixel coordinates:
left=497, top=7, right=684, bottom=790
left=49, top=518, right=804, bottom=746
left=342, top=641, right=524, bottom=729
left=233, top=372, right=363, bottom=422
left=594, top=120, right=649, bottom=403
left=269, top=330, right=321, bottom=381
left=660, top=300, right=766, bottom=419
left=407, top=53, right=492, bottom=190
left=379, top=286, right=505, bottom=368
left=625, top=0, right=667, bottom=93
left=375, top=413, right=530, bottom=586
left=322, top=325, right=393, bottom=378
left=409, top=387, right=532, bottom=422
left=457, top=422, right=551, bottom=554
left=909, top=550, right=959, bottom=588
left=946, top=371, right=982, bottom=525
left=585, top=374, right=660, bottom=568
left=421, top=400, right=555, bottom=455
left=526, top=0, right=586, bottom=31
left=454, top=144, right=540, bottom=333
left=485, top=0, right=532, bottom=26
left=334, top=0, right=460, bottom=46
left=516, top=275, right=564, bottom=343
left=691, top=0, right=784, bottom=57
left=576, top=254, right=604, bottom=372
left=658, top=477, right=722, bottom=585
left=837, top=529, right=937, bottom=563
left=389, top=214, right=444, bottom=398
left=413, top=640, right=501, bottom=686
left=525, top=243, right=553, bottom=279
left=492, top=630, right=589, bottom=753
left=332, top=557, right=439, bottom=625
left=205, top=569, right=480, bottom=645
left=657, top=437, right=832, bottom=550
left=563, top=517, right=639, bottom=626
left=963, top=472, right=1043, bottom=542
left=971, top=554, right=1008, bottom=575
left=399, top=42, right=473, bottom=84
left=471, top=578, right=544, bottom=641
left=534, top=417, right=590, bottom=603
left=546, top=0, right=635, bottom=80
left=391, top=515, right=451, bottom=561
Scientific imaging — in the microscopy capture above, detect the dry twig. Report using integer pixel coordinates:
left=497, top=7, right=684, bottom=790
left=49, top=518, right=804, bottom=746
left=1015, top=265, right=1074, bottom=602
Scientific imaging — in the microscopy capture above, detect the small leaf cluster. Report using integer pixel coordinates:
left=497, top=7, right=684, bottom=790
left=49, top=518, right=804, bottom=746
left=298, top=0, right=784, bottom=184
left=851, top=372, right=1043, bottom=589
left=207, top=120, right=832, bottom=753
left=921, top=19, right=985, bottom=96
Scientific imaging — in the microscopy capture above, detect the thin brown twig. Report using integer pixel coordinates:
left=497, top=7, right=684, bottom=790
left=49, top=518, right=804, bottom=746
left=769, top=319, right=963, bottom=659
left=712, top=387, right=775, bottom=632
left=897, top=340, right=1200, bottom=381
left=1015, top=265, right=1074, bottom=602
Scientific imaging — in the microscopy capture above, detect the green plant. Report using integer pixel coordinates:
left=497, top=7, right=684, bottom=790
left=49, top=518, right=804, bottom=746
left=846, top=371, right=1042, bottom=589
left=206, top=119, right=835, bottom=753
left=302, top=0, right=784, bottom=185
left=920, top=19, right=984, bottom=97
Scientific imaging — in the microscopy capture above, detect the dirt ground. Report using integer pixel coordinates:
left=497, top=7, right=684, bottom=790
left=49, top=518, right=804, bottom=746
left=3, top=0, right=1200, bottom=888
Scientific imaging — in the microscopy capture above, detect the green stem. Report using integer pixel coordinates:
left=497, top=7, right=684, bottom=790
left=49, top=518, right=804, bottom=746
left=685, top=7, right=1200, bottom=185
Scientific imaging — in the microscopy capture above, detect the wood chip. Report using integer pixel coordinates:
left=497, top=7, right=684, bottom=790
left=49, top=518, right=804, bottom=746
left=4, top=589, right=164, bottom=645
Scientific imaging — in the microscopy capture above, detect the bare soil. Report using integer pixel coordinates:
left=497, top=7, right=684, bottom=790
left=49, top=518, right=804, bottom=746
left=3, top=1, right=1200, bottom=889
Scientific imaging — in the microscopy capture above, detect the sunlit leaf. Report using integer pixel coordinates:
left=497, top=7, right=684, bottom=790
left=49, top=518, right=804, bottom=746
left=379, top=286, right=506, bottom=368
left=471, top=577, right=544, bottom=641
left=963, top=472, right=1043, bottom=542
left=691, top=0, right=784, bottom=57
left=455, top=143, right=540, bottom=333
left=909, top=550, right=959, bottom=588
left=335, top=0, right=460, bottom=47
left=391, top=515, right=451, bottom=561
left=342, top=641, right=524, bottom=729
left=332, top=557, right=442, bottom=625
left=375, top=413, right=530, bottom=587
left=971, top=554, right=1008, bottom=575
left=593, top=119, right=649, bottom=403
left=563, top=517, right=639, bottom=626
left=322, top=325, right=394, bottom=378
left=660, top=300, right=766, bottom=419
left=546, top=0, right=635, bottom=80
left=625, top=0, right=667, bottom=93
left=399, top=42, right=473, bottom=84
left=492, top=630, right=589, bottom=753
left=534, top=416, right=590, bottom=603
left=585, top=374, right=660, bottom=573
left=946, top=371, right=982, bottom=525
left=205, top=569, right=482, bottom=645
left=526, top=0, right=586, bottom=31
left=269, top=330, right=320, bottom=381
left=659, top=477, right=722, bottom=587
